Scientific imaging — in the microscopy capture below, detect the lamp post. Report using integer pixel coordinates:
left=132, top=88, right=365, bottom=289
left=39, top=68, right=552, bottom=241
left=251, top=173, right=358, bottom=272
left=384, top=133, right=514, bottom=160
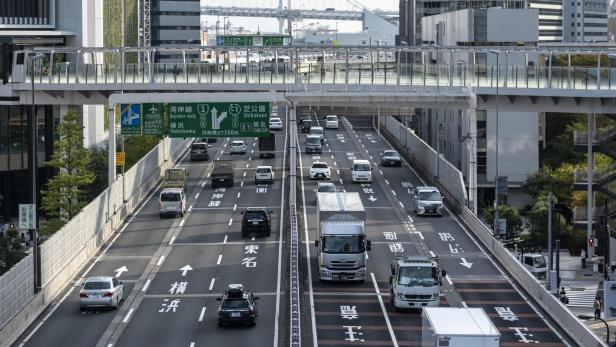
left=578, top=315, right=610, bottom=344
left=432, top=43, right=441, bottom=91
left=30, top=52, right=45, bottom=293
left=223, top=17, right=229, bottom=36
left=489, top=49, right=500, bottom=235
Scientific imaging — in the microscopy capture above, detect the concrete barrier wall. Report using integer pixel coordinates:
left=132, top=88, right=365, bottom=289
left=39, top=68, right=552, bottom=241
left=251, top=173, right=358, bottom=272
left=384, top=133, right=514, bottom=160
left=378, top=116, right=604, bottom=346
left=0, top=137, right=190, bottom=347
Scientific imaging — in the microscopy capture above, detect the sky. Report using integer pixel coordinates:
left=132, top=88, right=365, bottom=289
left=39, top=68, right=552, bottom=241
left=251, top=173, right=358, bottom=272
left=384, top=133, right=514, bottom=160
left=201, top=0, right=399, bottom=35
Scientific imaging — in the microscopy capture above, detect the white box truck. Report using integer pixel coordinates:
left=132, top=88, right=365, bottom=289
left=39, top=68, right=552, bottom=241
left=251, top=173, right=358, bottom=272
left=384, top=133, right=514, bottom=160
left=314, top=192, right=371, bottom=282
left=389, top=256, right=446, bottom=309
left=422, top=307, right=501, bottom=347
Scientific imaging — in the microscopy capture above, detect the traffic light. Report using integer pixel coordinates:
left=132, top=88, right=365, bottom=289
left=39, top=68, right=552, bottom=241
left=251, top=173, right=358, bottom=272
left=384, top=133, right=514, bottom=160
left=589, top=238, right=595, bottom=247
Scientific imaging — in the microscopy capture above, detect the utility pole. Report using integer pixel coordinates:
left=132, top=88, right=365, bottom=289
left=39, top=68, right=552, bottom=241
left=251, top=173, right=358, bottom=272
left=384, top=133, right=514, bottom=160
left=547, top=192, right=553, bottom=290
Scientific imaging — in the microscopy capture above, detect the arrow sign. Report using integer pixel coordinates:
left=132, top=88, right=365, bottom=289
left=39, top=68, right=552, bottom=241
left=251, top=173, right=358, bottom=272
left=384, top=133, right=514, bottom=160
left=114, top=266, right=128, bottom=278
left=367, top=195, right=377, bottom=202
left=180, top=264, right=193, bottom=276
left=459, top=258, right=473, bottom=269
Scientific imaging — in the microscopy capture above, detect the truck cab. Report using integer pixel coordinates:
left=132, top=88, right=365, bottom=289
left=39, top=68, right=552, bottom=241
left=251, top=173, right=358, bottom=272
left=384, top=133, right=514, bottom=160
left=163, top=168, right=188, bottom=192
left=389, top=256, right=446, bottom=310
left=519, top=253, right=547, bottom=280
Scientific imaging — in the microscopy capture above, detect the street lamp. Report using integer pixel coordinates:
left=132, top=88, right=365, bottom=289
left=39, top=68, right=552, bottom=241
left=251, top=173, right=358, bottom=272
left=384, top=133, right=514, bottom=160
left=488, top=49, right=500, bottom=235
left=223, top=17, right=229, bottom=36
left=578, top=315, right=610, bottom=344
left=30, top=52, right=45, bottom=293
left=432, top=44, right=441, bottom=90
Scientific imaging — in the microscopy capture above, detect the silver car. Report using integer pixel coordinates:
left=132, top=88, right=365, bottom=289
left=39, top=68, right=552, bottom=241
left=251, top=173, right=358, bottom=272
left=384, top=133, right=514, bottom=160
left=79, top=276, right=124, bottom=312
left=230, top=140, right=247, bottom=154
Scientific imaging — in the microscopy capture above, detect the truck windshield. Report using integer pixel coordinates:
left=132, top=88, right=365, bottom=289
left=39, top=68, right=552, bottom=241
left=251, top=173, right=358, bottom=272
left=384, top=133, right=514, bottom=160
left=417, top=191, right=441, bottom=201
left=165, top=170, right=184, bottom=180
left=398, top=266, right=437, bottom=286
left=533, top=256, right=546, bottom=268
left=306, top=137, right=320, bottom=145
left=321, top=235, right=364, bottom=253
left=353, top=163, right=370, bottom=171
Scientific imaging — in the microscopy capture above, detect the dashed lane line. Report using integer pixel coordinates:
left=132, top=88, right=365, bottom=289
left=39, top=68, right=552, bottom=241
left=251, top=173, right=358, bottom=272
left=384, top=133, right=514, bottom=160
left=217, top=255, right=222, bottom=265
left=209, top=278, right=216, bottom=291
left=156, top=255, right=165, bottom=266
left=122, top=308, right=134, bottom=323
left=198, top=307, right=207, bottom=322
left=169, top=236, right=176, bottom=245
left=141, top=279, right=151, bottom=292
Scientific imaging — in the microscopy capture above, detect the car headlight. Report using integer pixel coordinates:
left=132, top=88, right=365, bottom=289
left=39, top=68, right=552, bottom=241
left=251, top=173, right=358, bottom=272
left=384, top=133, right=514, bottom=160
left=320, top=267, right=330, bottom=275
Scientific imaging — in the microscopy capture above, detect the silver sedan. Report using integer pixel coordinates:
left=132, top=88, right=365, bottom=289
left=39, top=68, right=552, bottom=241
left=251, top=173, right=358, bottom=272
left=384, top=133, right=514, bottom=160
left=79, top=276, right=124, bottom=312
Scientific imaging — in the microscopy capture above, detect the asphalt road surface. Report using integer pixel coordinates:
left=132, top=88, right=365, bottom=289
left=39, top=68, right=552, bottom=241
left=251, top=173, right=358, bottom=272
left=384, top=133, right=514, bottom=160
left=13, top=105, right=289, bottom=347
left=298, top=114, right=571, bottom=346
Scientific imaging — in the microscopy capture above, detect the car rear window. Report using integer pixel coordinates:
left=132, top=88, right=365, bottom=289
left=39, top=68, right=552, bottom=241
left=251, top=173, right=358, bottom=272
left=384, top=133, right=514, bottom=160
left=84, top=281, right=111, bottom=290
left=161, top=192, right=181, bottom=202
left=310, top=128, right=323, bottom=135
left=384, top=150, right=397, bottom=157
left=246, top=211, right=266, bottom=220
left=318, top=184, right=336, bottom=192
left=192, top=144, right=207, bottom=150
left=313, top=163, right=328, bottom=169
left=306, top=137, right=320, bottom=145
left=256, top=168, right=271, bottom=173
left=222, top=298, right=249, bottom=309
left=232, top=142, right=244, bottom=146
left=327, top=116, right=338, bottom=121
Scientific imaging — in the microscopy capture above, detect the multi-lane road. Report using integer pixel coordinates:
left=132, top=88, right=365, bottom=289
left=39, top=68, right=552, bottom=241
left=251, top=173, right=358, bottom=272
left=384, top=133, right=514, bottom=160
left=12, top=106, right=572, bottom=347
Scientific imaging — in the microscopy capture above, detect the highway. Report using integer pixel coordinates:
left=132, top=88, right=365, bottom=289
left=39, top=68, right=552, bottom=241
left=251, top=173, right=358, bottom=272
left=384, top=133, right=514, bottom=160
left=13, top=105, right=289, bottom=347
left=298, top=114, right=570, bottom=346
left=11, top=107, right=574, bottom=347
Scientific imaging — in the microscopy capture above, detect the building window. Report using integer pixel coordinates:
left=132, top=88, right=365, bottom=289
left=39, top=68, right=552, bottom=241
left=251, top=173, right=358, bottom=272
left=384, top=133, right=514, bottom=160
left=477, top=152, right=487, bottom=175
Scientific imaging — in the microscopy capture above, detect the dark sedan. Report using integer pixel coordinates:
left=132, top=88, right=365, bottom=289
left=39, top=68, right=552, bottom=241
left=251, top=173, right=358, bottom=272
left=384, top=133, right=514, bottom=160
left=217, top=284, right=259, bottom=326
left=381, top=150, right=402, bottom=167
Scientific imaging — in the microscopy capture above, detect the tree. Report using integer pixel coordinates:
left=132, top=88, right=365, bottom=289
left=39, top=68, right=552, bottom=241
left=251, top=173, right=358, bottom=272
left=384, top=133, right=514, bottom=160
left=41, top=112, right=95, bottom=235
left=123, top=135, right=161, bottom=170
left=525, top=194, right=568, bottom=248
left=0, top=227, right=26, bottom=274
left=84, top=143, right=109, bottom=201
left=523, top=164, right=576, bottom=206
left=483, top=205, right=523, bottom=238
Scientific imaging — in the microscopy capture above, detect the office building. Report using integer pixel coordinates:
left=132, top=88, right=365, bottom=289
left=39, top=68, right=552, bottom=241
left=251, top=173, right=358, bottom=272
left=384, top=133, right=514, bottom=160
left=563, top=0, right=609, bottom=42
left=152, top=0, right=200, bottom=62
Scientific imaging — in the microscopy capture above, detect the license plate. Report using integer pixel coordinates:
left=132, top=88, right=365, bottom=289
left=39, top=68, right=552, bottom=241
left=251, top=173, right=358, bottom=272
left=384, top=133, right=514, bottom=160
left=230, top=312, right=241, bottom=318
left=91, top=295, right=101, bottom=299
left=252, top=221, right=259, bottom=225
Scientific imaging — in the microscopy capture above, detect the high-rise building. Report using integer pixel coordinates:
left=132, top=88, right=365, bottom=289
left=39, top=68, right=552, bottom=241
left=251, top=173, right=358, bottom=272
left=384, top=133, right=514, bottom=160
left=563, top=0, right=608, bottom=42
left=152, top=0, right=200, bottom=62
left=528, top=0, right=564, bottom=42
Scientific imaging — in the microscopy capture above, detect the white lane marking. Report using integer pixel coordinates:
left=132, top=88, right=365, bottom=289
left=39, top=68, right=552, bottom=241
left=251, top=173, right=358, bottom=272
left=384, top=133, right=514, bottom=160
left=233, top=204, right=237, bottom=211
left=336, top=169, right=340, bottom=175
left=201, top=181, right=206, bottom=187
left=241, top=181, right=244, bottom=187
left=251, top=149, right=254, bottom=154
left=369, top=155, right=373, bottom=159
left=223, top=235, right=228, bottom=243
left=331, top=155, right=334, bottom=159
left=122, top=308, right=134, bottom=323
left=252, top=236, right=256, bottom=241
left=195, top=192, right=200, bottom=199
left=298, top=134, right=318, bottom=346
left=217, top=254, right=223, bottom=265
left=188, top=205, right=193, bottom=212
left=407, top=215, right=414, bottom=223
left=228, top=218, right=233, bottom=226
left=142, top=279, right=151, bottom=292
left=245, top=163, right=250, bottom=168
left=385, top=179, right=390, bottom=185
left=446, top=275, right=453, bottom=286
left=169, top=236, right=176, bottom=245
left=391, top=190, right=396, bottom=196
left=209, top=278, right=216, bottom=291
left=371, top=272, right=399, bottom=347
left=243, top=171, right=247, bottom=177
left=179, top=219, right=185, bottom=227
left=156, top=255, right=165, bottom=266
left=429, top=251, right=436, bottom=258
left=379, top=169, right=384, bottom=175
left=399, top=201, right=405, bottom=208
left=207, top=173, right=211, bottom=178
left=328, top=148, right=332, bottom=152
left=461, top=301, right=468, bottom=308
left=248, top=157, right=252, bottom=161
left=365, top=252, right=369, bottom=260
left=237, top=192, right=241, bottom=199
left=333, top=161, right=337, bottom=166
left=339, top=179, right=343, bottom=185
left=190, top=342, right=195, bottom=347
left=198, top=307, right=207, bottom=322
left=413, top=231, right=424, bottom=240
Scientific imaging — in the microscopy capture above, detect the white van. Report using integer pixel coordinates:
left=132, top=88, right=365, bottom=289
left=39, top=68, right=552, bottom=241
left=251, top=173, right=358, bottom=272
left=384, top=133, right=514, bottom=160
left=159, top=188, right=186, bottom=218
left=351, top=159, right=372, bottom=183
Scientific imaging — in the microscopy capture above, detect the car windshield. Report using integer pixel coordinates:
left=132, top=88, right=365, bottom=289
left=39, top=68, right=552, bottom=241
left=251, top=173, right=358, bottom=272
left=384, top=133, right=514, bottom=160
left=383, top=151, right=398, bottom=157
left=84, top=281, right=111, bottom=290
left=161, top=192, right=181, bottom=202
left=270, top=118, right=281, bottom=123
left=306, top=137, right=321, bottom=145
left=256, top=168, right=271, bottom=173
left=245, top=211, right=266, bottom=220
left=353, top=163, right=370, bottom=171
left=232, top=142, right=244, bottom=146
left=318, top=184, right=336, bottom=192
left=192, top=144, right=207, bottom=150
left=165, top=170, right=184, bottom=180
left=312, top=163, right=328, bottom=169
left=327, top=116, right=338, bottom=121
left=222, top=298, right=250, bottom=309
left=310, top=128, right=323, bottom=135
left=397, top=266, right=437, bottom=286
left=322, top=235, right=364, bottom=253
left=418, top=191, right=442, bottom=201
left=533, top=256, right=546, bottom=268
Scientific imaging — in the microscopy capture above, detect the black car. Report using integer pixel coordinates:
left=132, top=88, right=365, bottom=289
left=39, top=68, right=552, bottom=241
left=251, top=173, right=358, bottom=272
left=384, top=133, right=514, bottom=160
left=301, top=119, right=312, bottom=133
left=200, top=137, right=217, bottom=143
left=190, top=142, right=209, bottom=161
left=217, top=284, right=259, bottom=326
left=380, top=150, right=402, bottom=167
left=241, top=207, right=273, bottom=237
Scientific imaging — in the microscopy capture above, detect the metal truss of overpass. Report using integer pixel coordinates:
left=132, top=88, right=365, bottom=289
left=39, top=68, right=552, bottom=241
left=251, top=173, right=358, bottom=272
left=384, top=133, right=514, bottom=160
left=201, top=5, right=399, bottom=21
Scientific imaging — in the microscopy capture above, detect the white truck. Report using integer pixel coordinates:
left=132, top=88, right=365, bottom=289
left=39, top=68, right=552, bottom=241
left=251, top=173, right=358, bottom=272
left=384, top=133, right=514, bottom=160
left=314, top=192, right=371, bottom=282
left=421, top=307, right=501, bottom=347
left=519, top=253, right=547, bottom=281
left=389, top=256, right=446, bottom=309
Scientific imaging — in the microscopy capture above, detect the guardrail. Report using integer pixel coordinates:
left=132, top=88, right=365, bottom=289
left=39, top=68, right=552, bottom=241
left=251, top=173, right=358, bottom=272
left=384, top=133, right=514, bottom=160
left=288, top=107, right=301, bottom=347
left=378, top=116, right=604, bottom=347
left=0, top=137, right=191, bottom=347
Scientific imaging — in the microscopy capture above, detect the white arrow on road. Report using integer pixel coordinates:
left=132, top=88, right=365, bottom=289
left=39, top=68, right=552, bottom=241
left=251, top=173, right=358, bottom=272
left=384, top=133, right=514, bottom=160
left=180, top=264, right=193, bottom=277
left=114, top=266, right=128, bottom=278
left=459, top=258, right=473, bottom=269
left=367, top=195, right=377, bottom=202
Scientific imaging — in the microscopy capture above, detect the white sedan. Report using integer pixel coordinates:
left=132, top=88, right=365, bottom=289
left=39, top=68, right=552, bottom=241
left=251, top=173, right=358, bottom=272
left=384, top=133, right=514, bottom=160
left=309, top=162, right=331, bottom=180
left=79, top=276, right=124, bottom=312
left=325, top=115, right=339, bottom=129
left=230, top=140, right=247, bottom=154
left=269, top=117, right=283, bottom=130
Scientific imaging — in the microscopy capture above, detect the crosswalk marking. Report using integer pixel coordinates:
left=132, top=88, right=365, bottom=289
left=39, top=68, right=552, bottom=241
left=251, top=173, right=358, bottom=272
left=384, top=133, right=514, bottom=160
left=566, top=286, right=598, bottom=308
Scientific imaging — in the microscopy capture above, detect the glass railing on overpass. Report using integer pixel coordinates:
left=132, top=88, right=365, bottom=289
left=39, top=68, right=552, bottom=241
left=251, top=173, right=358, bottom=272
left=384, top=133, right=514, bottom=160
left=25, top=61, right=616, bottom=91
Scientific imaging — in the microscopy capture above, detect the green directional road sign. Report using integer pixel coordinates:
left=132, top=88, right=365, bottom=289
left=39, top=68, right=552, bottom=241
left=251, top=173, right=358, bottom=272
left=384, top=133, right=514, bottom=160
left=142, top=103, right=166, bottom=136
left=168, top=102, right=270, bottom=138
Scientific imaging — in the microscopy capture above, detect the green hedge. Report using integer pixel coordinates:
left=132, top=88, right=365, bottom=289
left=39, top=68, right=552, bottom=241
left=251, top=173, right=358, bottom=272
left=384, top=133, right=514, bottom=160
left=103, top=0, right=138, bottom=64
